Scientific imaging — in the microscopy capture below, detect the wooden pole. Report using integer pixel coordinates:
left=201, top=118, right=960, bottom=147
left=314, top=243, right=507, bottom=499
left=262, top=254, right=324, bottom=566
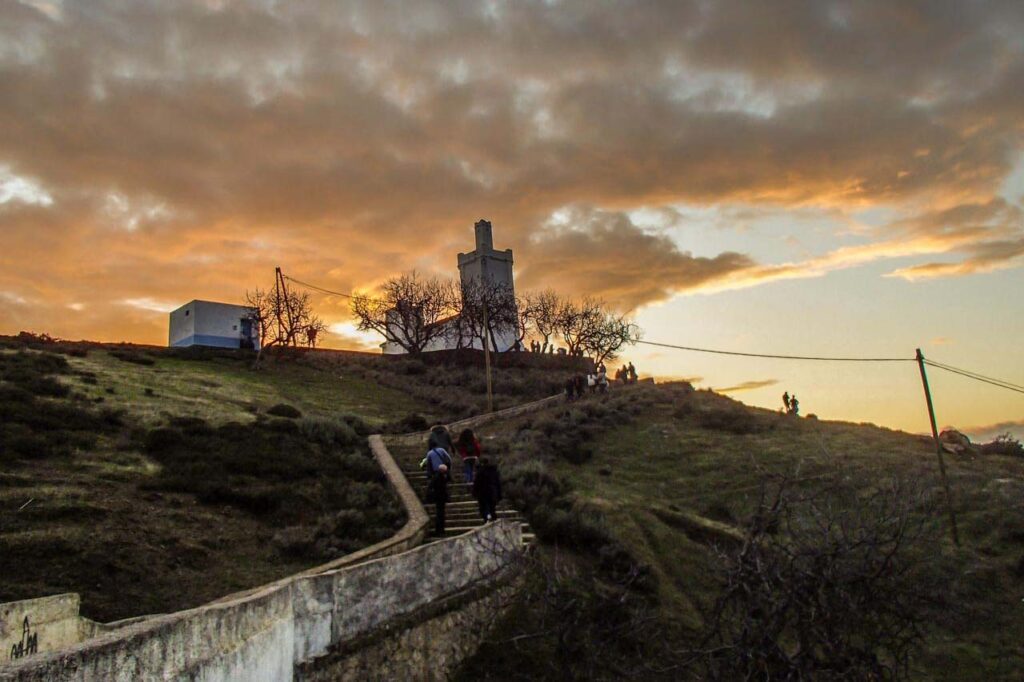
left=916, top=348, right=960, bottom=547
left=273, top=267, right=284, bottom=344
left=482, top=304, right=494, bottom=413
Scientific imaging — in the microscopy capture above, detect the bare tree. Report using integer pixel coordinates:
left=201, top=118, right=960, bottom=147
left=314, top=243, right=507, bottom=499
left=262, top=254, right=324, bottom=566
left=528, top=289, right=561, bottom=353
left=693, top=476, right=938, bottom=681
left=246, top=285, right=326, bottom=363
left=350, top=272, right=459, bottom=354
left=554, top=297, right=640, bottom=363
left=458, top=276, right=519, bottom=352
left=583, top=312, right=641, bottom=365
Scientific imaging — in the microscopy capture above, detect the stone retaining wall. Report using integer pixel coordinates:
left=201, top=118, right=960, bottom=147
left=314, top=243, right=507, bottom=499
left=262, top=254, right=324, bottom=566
left=1, top=429, right=520, bottom=681
left=296, top=572, right=522, bottom=681
left=0, top=521, right=522, bottom=681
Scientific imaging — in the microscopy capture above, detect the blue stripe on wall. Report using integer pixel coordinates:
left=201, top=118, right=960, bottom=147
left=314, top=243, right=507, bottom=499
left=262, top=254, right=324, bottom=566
left=171, top=334, right=244, bottom=349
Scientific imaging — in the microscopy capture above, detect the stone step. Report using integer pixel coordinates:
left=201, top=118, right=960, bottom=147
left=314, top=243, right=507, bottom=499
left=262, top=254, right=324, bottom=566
left=431, top=522, right=531, bottom=538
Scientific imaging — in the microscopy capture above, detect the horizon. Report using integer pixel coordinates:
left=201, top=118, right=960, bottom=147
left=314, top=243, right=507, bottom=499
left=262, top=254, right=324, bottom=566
left=1, top=1, right=1022, bottom=441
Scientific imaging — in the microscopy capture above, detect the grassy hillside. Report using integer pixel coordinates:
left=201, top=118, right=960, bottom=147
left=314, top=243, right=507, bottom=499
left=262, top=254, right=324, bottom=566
left=459, top=383, right=1024, bottom=680
left=0, top=334, right=577, bottom=622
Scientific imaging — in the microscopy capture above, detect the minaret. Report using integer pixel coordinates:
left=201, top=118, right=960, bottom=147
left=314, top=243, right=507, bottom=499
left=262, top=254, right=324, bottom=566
left=474, top=219, right=494, bottom=251
left=457, top=219, right=517, bottom=351
left=457, top=219, right=514, bottom=292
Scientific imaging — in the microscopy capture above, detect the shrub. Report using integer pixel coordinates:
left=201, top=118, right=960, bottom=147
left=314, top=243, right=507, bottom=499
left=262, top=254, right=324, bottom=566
left=267, top=403, right=302, bottom=419
left=504, top=460, right=566, bottom=513
left=531, top=504, right=615, bottom=550
left=299, top=417, right=360, bottom=448
left=272, top=526, right=318, bottom=558
left=0, top=351, right=118, bottom=462
left=402, top=360, right=427, bottom=376
left=392, top=412, right=429, bottom=433
left=550, top=433, right=594, bottom=464
left=980, top=433, right=1024, bottom=458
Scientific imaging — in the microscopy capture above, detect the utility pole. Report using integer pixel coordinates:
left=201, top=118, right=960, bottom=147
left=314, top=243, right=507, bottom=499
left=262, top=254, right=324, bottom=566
left=916, top=348, right=960, bottom=547
left=482, top=304, right=494, bottom=413
left=275, top=267, right=296, bottom=347
left=273, top=267, right=284, bottom=345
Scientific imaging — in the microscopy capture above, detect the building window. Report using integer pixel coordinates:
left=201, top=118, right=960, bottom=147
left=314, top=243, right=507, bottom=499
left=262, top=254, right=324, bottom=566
left=185, top=310, right=190, bottom=316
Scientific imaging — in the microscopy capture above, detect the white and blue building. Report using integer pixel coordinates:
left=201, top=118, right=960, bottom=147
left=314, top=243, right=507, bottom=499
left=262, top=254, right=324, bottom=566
left=168, top=300, right=259, bottom=350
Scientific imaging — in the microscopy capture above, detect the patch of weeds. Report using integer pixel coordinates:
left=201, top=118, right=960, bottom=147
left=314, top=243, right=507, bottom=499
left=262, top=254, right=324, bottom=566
left=693, top=405, right=767, bottom=434
left=0, top=350, right=119, bottom=462
left=139, top=418, right=399, bottom=540
left=109, top=350, right=156, bottom=366
left=980, top=434, right=1023, bottom=458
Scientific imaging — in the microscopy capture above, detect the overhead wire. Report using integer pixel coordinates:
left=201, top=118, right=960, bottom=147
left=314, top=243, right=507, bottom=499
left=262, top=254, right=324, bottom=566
left=280, top=271, right=1019, bottom=390
left=636, top=339, right=914, bottom=363
left=924, top=360, right=1024, bottom=395
left=923, top=358, right=1024, bottom=392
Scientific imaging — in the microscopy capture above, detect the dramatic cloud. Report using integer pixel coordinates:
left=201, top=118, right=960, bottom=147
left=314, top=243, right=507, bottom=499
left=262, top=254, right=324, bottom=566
left=519, top=207, right=755, bottom=309
left=0, top=0, right=1022, bottom=343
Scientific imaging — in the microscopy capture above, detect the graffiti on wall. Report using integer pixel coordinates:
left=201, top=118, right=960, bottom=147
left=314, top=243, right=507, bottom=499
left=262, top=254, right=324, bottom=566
left=9, top=616, right=39, bottom=660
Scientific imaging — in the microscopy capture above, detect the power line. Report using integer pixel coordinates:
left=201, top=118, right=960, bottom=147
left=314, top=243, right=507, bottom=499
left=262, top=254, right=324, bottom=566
left=281, top=274, right=354, bottom=298
left=924, top=358, right=1024, bottom=392
left=636, top=339, right=914, bottom=363
left=924, top=360, right=1024, bottom=395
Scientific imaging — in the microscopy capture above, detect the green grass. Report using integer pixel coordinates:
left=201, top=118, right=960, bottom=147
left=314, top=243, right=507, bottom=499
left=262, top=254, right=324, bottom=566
left=0, top=342, right=414, bottom=622
left=546, top=386, right=1024, bottom=680
left=63, top=349, right=419, bottom=427
left=466, top=383, right=1024, bottom=679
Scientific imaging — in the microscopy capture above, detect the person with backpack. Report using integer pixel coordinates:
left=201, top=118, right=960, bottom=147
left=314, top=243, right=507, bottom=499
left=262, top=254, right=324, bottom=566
left=428, top=463, right=450, bottom=536
left=428, top=424, right=454, bottom=455
left=423, top=444, right=453, bottom=480
left=456, top=428, right=481, bottom=484
left=472, top=457, right=502, bottom=522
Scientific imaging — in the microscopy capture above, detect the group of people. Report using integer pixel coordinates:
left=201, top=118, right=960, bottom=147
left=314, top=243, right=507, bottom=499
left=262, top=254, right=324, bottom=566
left=782, top=391, right=800, bottom=416
left=421, top=425, right=502, bottom=536
left=565, top=362, right=608, bottom=401
left=615, top=362, right=638, bottom=384
left=528, top=340, right=585, bottom=357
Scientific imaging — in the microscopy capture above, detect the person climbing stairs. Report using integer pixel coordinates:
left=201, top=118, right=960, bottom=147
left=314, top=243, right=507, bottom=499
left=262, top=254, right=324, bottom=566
left=389, top=443, right=535, bottom=546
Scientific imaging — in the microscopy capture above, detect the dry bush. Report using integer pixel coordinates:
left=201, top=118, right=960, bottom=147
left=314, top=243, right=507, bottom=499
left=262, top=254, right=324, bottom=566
left=692, top=476, right=941, bottom=681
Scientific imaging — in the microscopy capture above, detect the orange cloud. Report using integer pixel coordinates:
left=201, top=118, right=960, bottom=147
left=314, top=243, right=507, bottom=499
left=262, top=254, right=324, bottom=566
left=0, top=1, right=1021, bottom=344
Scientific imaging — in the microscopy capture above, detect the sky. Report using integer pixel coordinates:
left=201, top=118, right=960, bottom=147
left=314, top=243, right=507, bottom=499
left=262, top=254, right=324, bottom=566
left=1, top=0, right=1022, bottom=439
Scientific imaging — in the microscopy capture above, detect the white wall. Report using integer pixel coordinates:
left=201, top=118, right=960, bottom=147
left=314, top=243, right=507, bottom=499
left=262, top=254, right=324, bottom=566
left=168, top=300, right=258, bottom=349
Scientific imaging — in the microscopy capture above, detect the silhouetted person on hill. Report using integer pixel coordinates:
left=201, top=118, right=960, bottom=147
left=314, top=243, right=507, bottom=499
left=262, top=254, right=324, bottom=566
left=627, top=362, right=637, bottom=383
left=790, top=395, right=800, bottom=416
left=473, top=457, right=502, bottom=522
left=782, top=392, right=791, bottom=413
left=429, top=463, right=450, bottom=535
left=565, top=375, right=576, bottom=402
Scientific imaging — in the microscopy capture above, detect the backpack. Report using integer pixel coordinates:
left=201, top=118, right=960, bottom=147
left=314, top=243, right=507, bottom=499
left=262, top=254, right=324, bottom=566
left=425, top=447, right=452, bottom=477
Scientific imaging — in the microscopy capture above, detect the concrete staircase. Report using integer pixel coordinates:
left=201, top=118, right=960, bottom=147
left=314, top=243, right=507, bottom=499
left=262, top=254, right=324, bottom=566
left=390, top=445, right=535, bottom=546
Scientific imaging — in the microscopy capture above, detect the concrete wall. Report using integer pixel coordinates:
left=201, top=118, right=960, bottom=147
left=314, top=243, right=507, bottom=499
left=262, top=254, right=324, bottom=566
left=296, top=573, right=521, bottom=681
left=0, top=522, right=521, bottom=681
left=0, top=437, right=521, bottom=681
left=169, top=300, right=258, bottom=349
left=1, top=595, right=87, bottom=664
